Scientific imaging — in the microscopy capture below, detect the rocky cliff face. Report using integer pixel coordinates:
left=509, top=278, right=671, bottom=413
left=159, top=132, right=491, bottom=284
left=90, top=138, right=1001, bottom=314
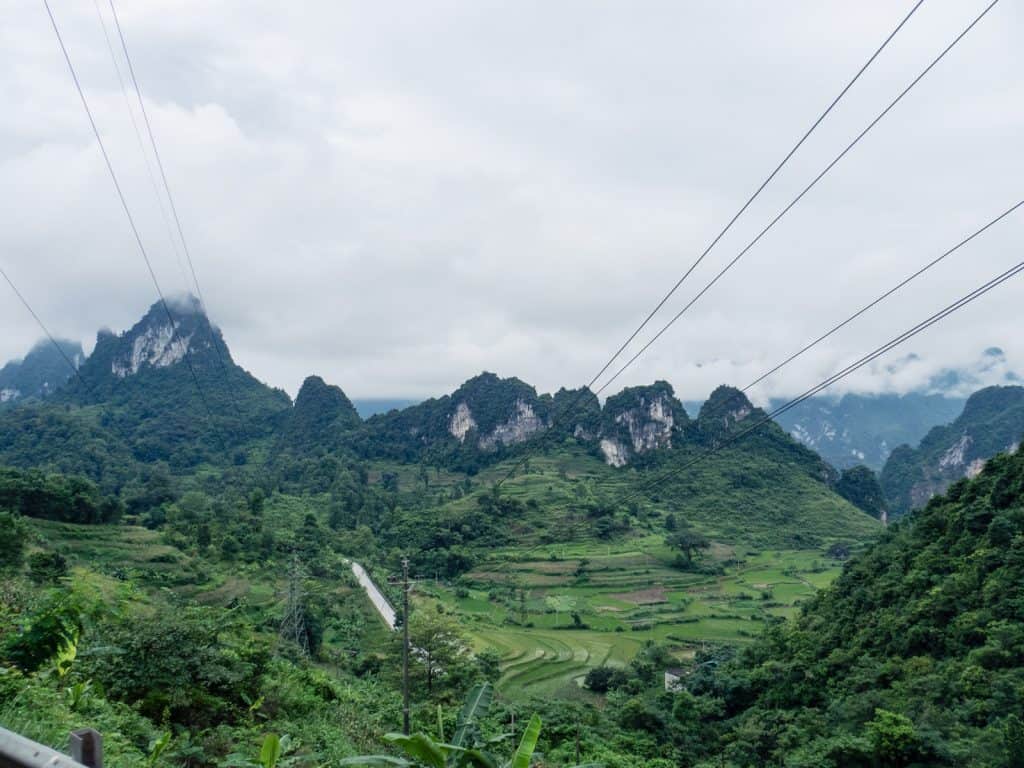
left=478, top=399, right=547, bottom=450
left=79, top=295, right=229, bottom=391
left=881, top=385, right=1024, bottom=516
left=599, top=381, right=688, bottom=466
left=444, top=375, right=551, bottom=450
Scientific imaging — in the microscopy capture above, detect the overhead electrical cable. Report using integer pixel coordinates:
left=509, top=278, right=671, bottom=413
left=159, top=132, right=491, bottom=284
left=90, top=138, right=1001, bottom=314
left=90, top=0, right=191, bottom=292
left=43, top=0, right=225, bottom=449
left=105, top=0, right=240, bottom=413
left=0, top=267, right=87, bottom=390
left=620, top=254, right=1024, bottom=508
left=492, top=0, right=926, bottom=488
left=593, top=0, right=1001, bottom=398
left=682, top=197, right=1024, bottom=429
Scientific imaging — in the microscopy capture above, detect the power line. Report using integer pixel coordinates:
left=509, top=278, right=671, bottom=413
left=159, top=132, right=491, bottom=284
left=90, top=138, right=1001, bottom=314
left=621, top=253, right=1024, bottom=507
left=105, top=0, right=240, bottom=413
left=681, top=197, right=1024, bottom=432
left=90, top=0, right=192, bottom=292
left=493, top=0, right=926, bottom=487
left=0, top=267, right=86, bottom=390
left=594, top=0, right=1001, bottom=398
left=43, top=0, right=224, bottom=448
left=590, top=0, right=927, bottom=393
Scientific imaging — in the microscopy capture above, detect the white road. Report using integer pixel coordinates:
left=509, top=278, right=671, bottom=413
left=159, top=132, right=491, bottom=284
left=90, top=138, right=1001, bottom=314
left=350, top=561, right=397, bottom=629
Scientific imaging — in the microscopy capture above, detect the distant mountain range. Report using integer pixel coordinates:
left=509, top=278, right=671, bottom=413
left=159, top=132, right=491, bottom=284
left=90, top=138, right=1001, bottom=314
left=2, top=296, right=1021, bottom=523
left=770, top=392, right=966, bottom=471
left=0, top=296, right=880, bottom=524
left=880, top=385, right=1024, bottom=517
left=683, top=347, right=1019, bottom=473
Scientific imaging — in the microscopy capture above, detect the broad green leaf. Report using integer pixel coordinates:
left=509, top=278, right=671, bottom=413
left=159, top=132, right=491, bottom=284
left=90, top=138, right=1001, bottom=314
left=383, top=733, right=449, bottom=768
left=259, top=733, right=282, bottom=768
left=337, top=758, right=413, bottom=767
left=456, top=748, right=499, bottom=768
left=451, top=682, right=493, bottom=749
left=508, top=715, right=541, bottom=768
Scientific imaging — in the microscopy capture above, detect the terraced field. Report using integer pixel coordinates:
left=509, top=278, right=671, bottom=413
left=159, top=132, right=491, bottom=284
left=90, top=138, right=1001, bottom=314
left=468, top=627, right=644, bottom=697
left=421, top=538, right=849, bottom=697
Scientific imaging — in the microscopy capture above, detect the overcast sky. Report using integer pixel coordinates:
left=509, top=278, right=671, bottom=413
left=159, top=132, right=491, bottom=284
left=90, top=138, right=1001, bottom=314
left=2, top=0, right=1022, bottom=403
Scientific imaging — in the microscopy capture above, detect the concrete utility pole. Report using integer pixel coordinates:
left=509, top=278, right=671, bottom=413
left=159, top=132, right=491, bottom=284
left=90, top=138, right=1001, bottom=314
left=401, top=556, right=411, bottom=736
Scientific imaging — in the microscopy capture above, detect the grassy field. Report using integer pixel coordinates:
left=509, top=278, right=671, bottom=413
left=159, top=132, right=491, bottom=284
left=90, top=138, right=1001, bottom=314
left=412, top=539, right=852, bottom=697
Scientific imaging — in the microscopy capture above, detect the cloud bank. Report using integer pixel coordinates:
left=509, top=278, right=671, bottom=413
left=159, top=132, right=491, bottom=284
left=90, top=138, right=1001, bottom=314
left=2, top=0, right=1022, bottom=402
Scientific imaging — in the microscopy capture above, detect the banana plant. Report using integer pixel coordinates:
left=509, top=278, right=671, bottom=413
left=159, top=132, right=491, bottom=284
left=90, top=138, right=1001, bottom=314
left=339, top=683, right=602, bottom=768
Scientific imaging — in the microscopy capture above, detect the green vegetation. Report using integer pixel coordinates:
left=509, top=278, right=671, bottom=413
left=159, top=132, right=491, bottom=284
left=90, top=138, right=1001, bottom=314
left=834, top=464, right=888, bottom=519
left=683, top=443, right=1024, bottom=765
left=20, top=305, right=1006, bottom=766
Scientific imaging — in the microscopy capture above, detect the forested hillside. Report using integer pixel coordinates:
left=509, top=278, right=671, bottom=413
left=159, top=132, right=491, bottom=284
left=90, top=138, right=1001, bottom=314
left=684, top=443, right=1024, bottom=766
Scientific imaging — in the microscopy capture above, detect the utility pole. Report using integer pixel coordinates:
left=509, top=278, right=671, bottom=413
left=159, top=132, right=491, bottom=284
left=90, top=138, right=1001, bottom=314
left=280, top=556, right=309, bottom=657
left=401, top=556, right=411, bottom=736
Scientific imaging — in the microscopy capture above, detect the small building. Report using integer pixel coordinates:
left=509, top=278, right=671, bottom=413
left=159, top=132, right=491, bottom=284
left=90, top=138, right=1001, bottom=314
left=664, top=667, right=687, bottom=692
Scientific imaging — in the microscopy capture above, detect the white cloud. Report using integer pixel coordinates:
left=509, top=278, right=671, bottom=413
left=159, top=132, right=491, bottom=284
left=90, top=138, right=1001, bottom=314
left=1, top=0, right=1022, bottom=402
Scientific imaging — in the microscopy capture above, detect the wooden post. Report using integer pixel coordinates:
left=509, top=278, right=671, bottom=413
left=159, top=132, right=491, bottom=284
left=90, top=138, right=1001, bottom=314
left=70, top=729, right=102, bottom=768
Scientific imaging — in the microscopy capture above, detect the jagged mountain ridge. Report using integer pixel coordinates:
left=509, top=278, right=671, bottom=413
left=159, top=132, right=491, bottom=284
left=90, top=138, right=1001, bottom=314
left=880, top=384, right=1024, bottom=516
left=0, top=296, right=890, bottom=540
left=0, top=338, right=83, bottom=406
left=0, top=298, right=848, bottom=482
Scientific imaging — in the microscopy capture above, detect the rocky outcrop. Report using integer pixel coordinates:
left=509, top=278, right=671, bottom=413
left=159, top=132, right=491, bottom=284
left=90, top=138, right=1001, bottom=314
left=478, top=399, right=546, bottom=450
left=600, top=381, right=688, bottom=465
left=111, top=322, right=193, bottom=377
left=599, top=438, right=629, bottom=468
left=449, top=402, right=477, bottom=442
left=79, top=295, right=229, bottom=393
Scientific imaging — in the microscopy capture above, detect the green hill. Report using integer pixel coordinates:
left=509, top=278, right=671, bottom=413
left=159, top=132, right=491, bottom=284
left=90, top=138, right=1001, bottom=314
left=687, top=443, right=1024, bottom=766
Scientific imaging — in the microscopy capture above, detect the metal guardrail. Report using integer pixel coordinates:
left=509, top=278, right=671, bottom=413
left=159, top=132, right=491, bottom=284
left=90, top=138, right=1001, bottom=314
left=0, top=727, right=100, bottom=768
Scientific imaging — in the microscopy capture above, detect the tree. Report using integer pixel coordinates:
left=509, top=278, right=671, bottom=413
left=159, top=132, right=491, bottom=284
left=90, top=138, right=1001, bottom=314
left=1005, top=715, right=1024, bottom=768
left=584, top=666, right=616, bottom=693
left=401, top=611, right=472, bottom=697
left=666, top=530, right=710, bottom=566
left=545, top=595, right=576, bottom=626
left=865, top=708, right=921, bottom=766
